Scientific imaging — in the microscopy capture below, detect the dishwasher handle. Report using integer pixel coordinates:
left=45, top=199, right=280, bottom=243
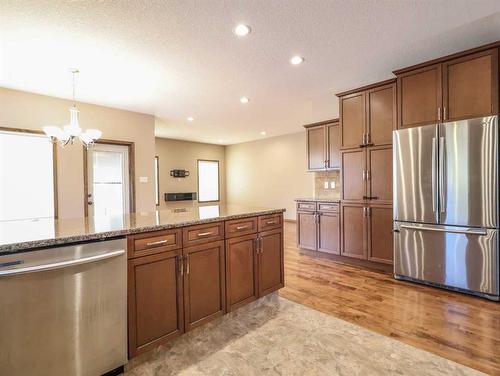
left=0, top=249, right=125, bottom=277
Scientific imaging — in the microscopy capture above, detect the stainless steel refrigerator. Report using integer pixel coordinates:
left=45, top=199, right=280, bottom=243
left=393, top=116, right=499, bottom=301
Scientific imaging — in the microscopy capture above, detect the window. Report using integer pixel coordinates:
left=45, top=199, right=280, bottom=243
left=197, top=160, right=219, bottom=202
left=154, top=156, right=160, bottom=206
left=0, top=129, right=56, bottom=220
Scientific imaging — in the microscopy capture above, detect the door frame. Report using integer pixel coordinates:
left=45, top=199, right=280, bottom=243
left=83, top=139, right=135, bottom=217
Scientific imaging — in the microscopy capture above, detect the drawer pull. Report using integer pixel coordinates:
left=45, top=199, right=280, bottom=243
left=197, top=231, right=214, bottom=237
left=236, top=225, right=250, bottom=230
left=146, top=239, right=169, bottom=247
left=266, top=220, right=277, bottom=225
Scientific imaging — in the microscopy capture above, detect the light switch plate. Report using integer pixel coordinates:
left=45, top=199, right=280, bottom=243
left=139, top=176, right=148, bottom=183
left=324, top=182, right=329, bottom=189
left=330, top=181, right=336, bottom=189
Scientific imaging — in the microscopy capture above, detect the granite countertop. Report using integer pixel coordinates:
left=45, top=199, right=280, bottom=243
left=0, top=204, right=285, bottom=254
left=295, top=198, right=341, bottom=203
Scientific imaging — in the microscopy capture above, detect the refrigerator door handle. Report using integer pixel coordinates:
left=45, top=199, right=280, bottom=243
left=400, top=224, right=487, bottom=236
left=439, top=136, right=446, bottom=214
left=431, top=137, right=437, bottom=213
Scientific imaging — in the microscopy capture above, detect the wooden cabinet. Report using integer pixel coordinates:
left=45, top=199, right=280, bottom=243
left=183, top=240, right=226, bottom=331
left=395, top=47, right=498, bottom=128
left=297, top=210, right=317, bottom=250
left=341, top=203, right=393, bottom=264
left=318, top=211, right=340, bottom=254
left=225, top=233, right=259, bottom=311
left=338, top=80, right=395, bottom=150
left=305, top=119, right=340, bottom=171
left=258, top=228, right=285, bottom=296
left=341, top=149, right=366, bottom=202
left=128, top=250, right=184, bottom=357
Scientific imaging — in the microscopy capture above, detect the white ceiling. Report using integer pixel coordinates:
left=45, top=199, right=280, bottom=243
left=1, top=1, right=500, bottom=145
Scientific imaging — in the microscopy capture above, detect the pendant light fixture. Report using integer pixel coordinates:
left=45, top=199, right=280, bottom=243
left=43, top=69, right=102, bottom=148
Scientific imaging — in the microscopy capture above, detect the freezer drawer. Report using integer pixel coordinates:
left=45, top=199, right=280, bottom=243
left=394, top=222, right=498, bottom=297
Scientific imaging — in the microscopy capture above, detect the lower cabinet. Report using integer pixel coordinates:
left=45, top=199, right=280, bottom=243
left=183, top=240, right=226, bottom=332
left=318, top=211, right=340, bottom=254
left=341, top=204, right=367, bottom=259
left=367, top=205, right=394, bottom=264
left=128, top=249, right=184, bottom=358
left=258, top=228, right=285, bottom=296
left=297, top=210, right=317, bottom=250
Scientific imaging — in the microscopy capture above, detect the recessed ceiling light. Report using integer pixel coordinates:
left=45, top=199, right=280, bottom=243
left=234, top=24, right=251, bottom=37
left=290, top=56, right=304, bottom=65
left=260, top=131, right=266, bottom=136
left=240, top=97, right=249, bottom=104
left=218, top=139, right=224, bottom=144
left=187, top=117, right=194, bottom=122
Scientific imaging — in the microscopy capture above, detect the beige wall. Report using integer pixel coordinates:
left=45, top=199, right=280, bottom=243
left=155, top=137, right=226, bottom=206
left=225, top=132, right=314, bottom=220
left=0, top=87, right=156, bottom=219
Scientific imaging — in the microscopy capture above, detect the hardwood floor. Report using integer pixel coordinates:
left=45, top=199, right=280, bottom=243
left=279, top=221, right=500, bottom=375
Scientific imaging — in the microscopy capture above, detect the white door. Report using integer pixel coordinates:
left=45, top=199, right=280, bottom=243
left=87, top=143, right=130, bottom=217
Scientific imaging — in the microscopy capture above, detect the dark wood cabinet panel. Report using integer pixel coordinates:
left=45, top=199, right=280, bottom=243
left=443, top=48, right=499, bottom=121
left=225, top=217, right=258, bottom=238
left=368, top=206, right=394, bottom=264
left=307, top=125, right=326, bottom=170
left=366, top=83, right=396, bottom=145
left=367, top=146, right=393, bottom=204
left=183, top=222, right=224, bottom=247
left=258, top=228, right=284, bottom=296
left=128, top=228, right=182, bottom=259
left=225, top=233, right=259, bottom=311
left=327, top=122, right=341, bottom=169
left=398, top=64, right=442, bottom=129
left=341, top=149, right=366, bottom=202
left=183, top=241, right=226, bottom=331
left=318, top=212, right=340, bottom=254
left=341, top=92, right=365, bottom=149
left=128, top=250, right=184, bottom=357
left=297, top=211, right=317, bottom=250
left=341, top=204, right=366, bottom=259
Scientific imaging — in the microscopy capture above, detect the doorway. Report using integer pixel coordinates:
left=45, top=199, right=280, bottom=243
left=84, top=141, right=135, bottom=217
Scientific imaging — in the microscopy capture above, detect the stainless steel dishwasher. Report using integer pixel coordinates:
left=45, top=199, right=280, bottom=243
left=0, top=238, right=127, bottom=376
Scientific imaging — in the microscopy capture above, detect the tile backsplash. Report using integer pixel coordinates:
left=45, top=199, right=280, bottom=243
left=314, top=171, right=340, bottom=199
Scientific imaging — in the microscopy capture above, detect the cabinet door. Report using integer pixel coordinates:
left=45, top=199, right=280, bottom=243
left=326, top=122, right=341, bottom=169
left=341, top=204, right=367, bottom=259
left=366, top=83, right=396, bottom=145
left=183, top=241, right=226, bottom=331
left=297, top=210, right=317, bottom=250
left=307, top=125, right=326, bottom=170
left=258, top=228, right=284, bottom=297
left=367, top=146, right=392, bottom=204
left=341, top=149, right=366, bottom=202
left=443, top=48, right=499, bottom=122
left=367, top=205, right=393, bottom=264
left=225, top=234, right=259, bottom=311
left=318, top=212, right=340, bottom=254
left=128, top=250, right=184, bottom=357
left=398, top=64, right=442, bottom=128
left=341, top=92, right=365, bottom=149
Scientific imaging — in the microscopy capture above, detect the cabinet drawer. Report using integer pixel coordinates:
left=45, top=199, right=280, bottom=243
left=225, top=217, right=258, bottom=238
left=258, top=214, right=283, bottom=231
left=318, top=203, right=339, bottom=212
left=297, top=201, right=317, bottom=211
left=128, top=228, right=182, bottom=259
left=183, top=222, right=224, bottom=246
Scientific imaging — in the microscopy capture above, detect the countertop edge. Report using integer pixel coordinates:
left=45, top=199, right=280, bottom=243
left=294, top=198, right=341, bottom=203
left=0, top=208, right=286, bottom=255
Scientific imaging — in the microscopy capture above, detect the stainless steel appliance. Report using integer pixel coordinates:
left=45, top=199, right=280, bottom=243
left=0, top=238, right=127, bottom=375
left=393, top=116, right=499, bottom=300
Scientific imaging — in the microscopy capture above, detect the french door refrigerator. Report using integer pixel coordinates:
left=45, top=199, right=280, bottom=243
left=393, top=116, right=499, bottom=301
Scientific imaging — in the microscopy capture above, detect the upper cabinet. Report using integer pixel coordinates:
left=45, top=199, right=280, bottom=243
left=305, top=119, right=340, bottom=171
left=395, top=46, right=499, bottom=128
left=337, top=79, right=396, bottom=150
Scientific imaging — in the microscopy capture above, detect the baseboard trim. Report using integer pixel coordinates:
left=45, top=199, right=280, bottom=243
left=284, top=219, right=296, bottom=223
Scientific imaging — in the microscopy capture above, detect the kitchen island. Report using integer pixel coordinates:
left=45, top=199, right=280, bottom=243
left=0, top=204, right=285, bottom=360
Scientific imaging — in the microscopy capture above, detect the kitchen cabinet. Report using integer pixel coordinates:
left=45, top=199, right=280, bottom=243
left=341, top=146, right=392, bottom=204
left=258, top=228, right=285, bottom=296
left=395, top=47, right=498, bottom=128
left=338, top=80, right=395, bottom=150
left=225, top=233, right=259, bottom=311
left=128, top=249, right=184, bottom=357
left=305, top=119, right=340, bottom=171
left=296, top=201, right=340, bottom=255
left=341, top=203, right=393, bottom=264
left=183, top=240, right=226, bottom=331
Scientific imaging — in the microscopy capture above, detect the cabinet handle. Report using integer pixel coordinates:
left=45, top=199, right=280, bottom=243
left=197, top=231, right=213, bottom=237
left=443, top=107, right=447, bottom=120
left=366, top=170, right=370, bottom=180
left=236, top=225, right=250, bottom=230
left=185, top=255, right=190, bottom=274
left=146, top=239, right=169, bottom=247
left=259, top=236, right=264, bottom=254
left=437, top=107, right=441, bottom=121
left=362, top=171, right=366, bottom=181
left=266, top=220, right=277, bottom=225
left=178, top=255, right=184, bottom=276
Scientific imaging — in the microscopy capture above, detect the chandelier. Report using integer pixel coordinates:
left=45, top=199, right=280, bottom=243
left=43, top=69, right=102, bottom=148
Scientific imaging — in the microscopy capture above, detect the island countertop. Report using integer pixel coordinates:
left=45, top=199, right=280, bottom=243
left=0, top=204, right=285, bottom=255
